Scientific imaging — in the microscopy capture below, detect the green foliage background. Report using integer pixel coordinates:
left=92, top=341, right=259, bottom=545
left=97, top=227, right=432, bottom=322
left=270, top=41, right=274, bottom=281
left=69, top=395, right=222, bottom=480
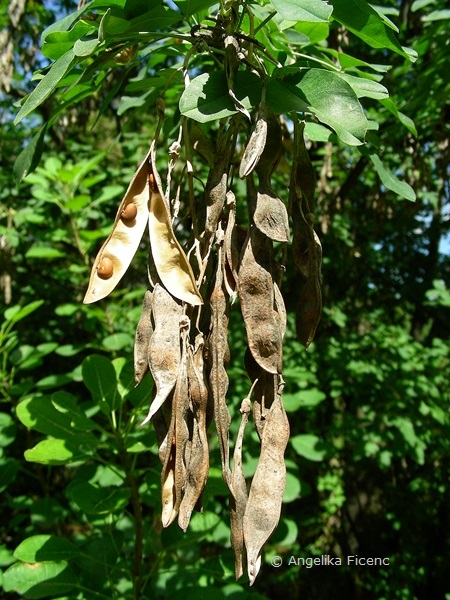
left=1, top=0, right=449, bottom=598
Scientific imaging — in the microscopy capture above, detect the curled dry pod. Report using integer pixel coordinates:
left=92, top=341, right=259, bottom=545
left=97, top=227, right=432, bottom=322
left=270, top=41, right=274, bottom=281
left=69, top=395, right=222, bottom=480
left=84, top=151, right=151, bottom=304
left=148, top=165, right=203, bottom=306
left=179, top=335, right=209, bottom=532
left=253, top=187, right=290, bottom=243
left=230, top=396, right=250, bottom=580
left=204, top=129, right=232, bottom=242
left=243, top=387, right=289, bottom=585
left=290, top=119, right=322, bottom=347
left=251, top=112, right=288, bottom=242
left=239, top=112, right=268, bottom=179
left=296, top=230, right=322, bottom=349
left=208, top=246, right=232, bottom=489
left=173, top=323, right=191, bottom=526
left=291, top=121, right=316, bottom=215
left=244, top=348, right=275, bottom=440
left=142, top=284, right=183, bottom=425
left=134, top=289, right=153, bottom=385
left=161, top=325, right=189, bottom=528
left=238, top=227, right=282, bottom=374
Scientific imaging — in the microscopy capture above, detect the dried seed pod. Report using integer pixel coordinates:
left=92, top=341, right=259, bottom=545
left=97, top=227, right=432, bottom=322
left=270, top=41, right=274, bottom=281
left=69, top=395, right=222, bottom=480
left=173, top=323, right=191, bottom=525
left=148, top=163, right=203, bottom=306
left=134, top=289, right=153, bottom=385
left=243, top=387, right=289, bottom=585
left=84, top=151, right=152, bottom=304
left=274, top=281, right=287, bottom=340
left=189, top=121, right=215, bottom=167
left=291, top=121, right=316, bottom=215
left=290, top=119, right=322, bottom=347
left=204, top=129, right=232, bottom=243
left=240, top=105, right=283, bottom=179
left=161, top=323, right=189, bottom=528
left=161, top=441, right=177, bottom=527
left=238, top=227, right=282, bottom=374
left=253, top=187, right=290, bottom=243
left=239, top=114, right=268, bottom=179
left=296, top=229, right=322, bottom=348
left=179, top=335, right=209, bottom=531
left=244, top=348, right=275, bottom=440
left=142, top=284, right=183, bottom=425
left=152, top=396, right=172, bottom=464
left=208, top=246, right=232, bottom=489
left=230, top=396, right=251, bottom=579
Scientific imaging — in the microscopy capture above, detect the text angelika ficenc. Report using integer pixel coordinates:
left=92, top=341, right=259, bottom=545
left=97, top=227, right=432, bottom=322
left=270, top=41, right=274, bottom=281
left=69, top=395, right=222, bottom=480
left=288, top=555, right=390, bottom=568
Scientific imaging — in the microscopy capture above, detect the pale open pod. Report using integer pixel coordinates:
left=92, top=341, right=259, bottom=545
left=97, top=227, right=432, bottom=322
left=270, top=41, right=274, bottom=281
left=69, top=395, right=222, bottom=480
left=148, top=158, right=203, bottom=306
left=83, top=150, right=152, bottom=304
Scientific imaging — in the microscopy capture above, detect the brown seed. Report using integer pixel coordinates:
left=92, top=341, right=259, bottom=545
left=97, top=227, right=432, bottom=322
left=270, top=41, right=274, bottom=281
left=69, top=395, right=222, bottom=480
left=97, top=257, right=114, bottom=279
left=121, top=202, right=137, bottom=222
left=149, top=172, right=157, bottom=193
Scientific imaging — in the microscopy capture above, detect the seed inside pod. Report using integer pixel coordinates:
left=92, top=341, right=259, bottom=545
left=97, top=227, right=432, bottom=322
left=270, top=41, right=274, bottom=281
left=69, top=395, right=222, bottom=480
left=149, top=172, right=157, bottom=193
left=97, top=256, right=114, bottom=279
left=121, top=202, right=137, bottom=222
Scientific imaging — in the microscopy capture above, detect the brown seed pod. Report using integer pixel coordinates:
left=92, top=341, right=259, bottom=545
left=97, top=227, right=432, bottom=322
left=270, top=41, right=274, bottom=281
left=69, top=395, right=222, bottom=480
left=208, top=246, right=232, bottom=489
left=121, top=202, right=138, bottom=222
left=97, top=256, right=114, bottom=279
left=133, top=289, right=153, bottom=385
left=230, top=395, right=251, bottom=579
left=178, top=335, right=209, bottom=532
left=238, top=227, right=282, bottom=374
left=142, top=284, right=183, bottom=425
left=243, top=386, right=289, bottom=585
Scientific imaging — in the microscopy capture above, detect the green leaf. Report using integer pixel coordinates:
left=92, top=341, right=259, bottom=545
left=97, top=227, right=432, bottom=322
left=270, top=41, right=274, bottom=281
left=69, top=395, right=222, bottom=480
left=73, top=38, right=99, bottom=57
left=14, top=50, right=76, bottom=125
left=36, top=374, right=72, bottom=389
left=380, top=98, right=417, bottom=136
left=3, top=560, right=77, bottom=599
left=299, top=69, right=367, bottom=144
left=66, top=481, right=130, bottom=514
left=127, top=6, right=182, bottom=32
left=283, top=389, right=326, bottom=412
left=367, top=152, right=416, bottom=201
left=14, top=536, right=80, bottom=563
left=283, top=472, right=302, bottom=502
left=82, top=354, right=121, bottom=412
left=42, top=21, right=97, bottom=59
left=16, top=395, right=97, bottom=440
left=4, top=301, right=44, bottom=326
left=0, top=413, right=17, bottom=447
left=13, top=125, right=48, bottom=181
left=102, top=333, right=133, bottom=351
left=25, top=438, right=93, bottom=465
left=423, top=9, right=450, bottom=21
left=336, top=73, right=389, bottom=99
left=304, top=122, right=332, bottom=142
left=270, top=0, right=333, bottom=22
left=25, top=245, right=65, bottom=260
left=291, top=434, right=329, bottom=461
left=0, top=458, right=20, bottom=493
left=180, top=71, right=262, bottom=123
left=268, top=69, right=367, bottom=145
left=331, top=0, right=416, bottom=61
left=174, top=0, right=219, bottom=17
